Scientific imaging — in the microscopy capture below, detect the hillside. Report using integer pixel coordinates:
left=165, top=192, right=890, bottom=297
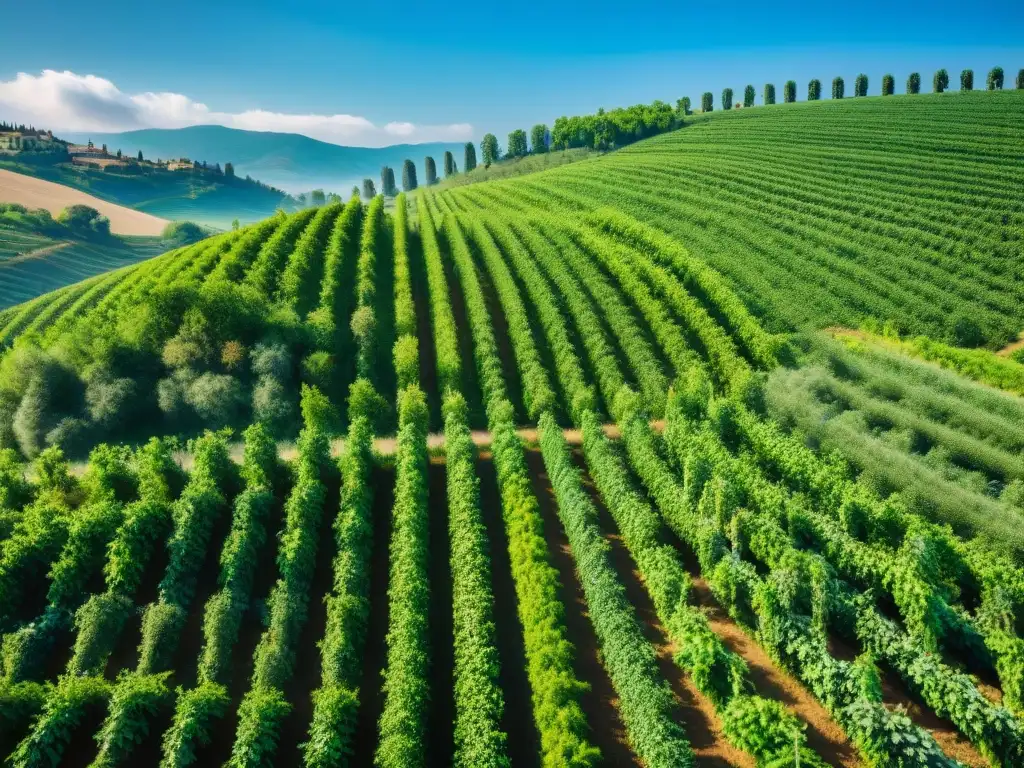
left=0, top=169, right=168, bottom=235
left=2, top=89, right=1024, bottom=768
left=66, top=125, right=466, bottom=194
left=0, top=155, right=294, bottom=229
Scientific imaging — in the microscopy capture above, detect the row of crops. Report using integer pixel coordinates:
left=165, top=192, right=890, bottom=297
left=1, top=91, right=1024, bottom=766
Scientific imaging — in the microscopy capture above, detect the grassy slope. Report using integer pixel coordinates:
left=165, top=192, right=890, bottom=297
left=447, top=90, right=1024, bottom=348
left=0, top=156, right=292, bottom=229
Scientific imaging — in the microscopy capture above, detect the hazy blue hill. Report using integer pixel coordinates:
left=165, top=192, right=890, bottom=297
left=65, top=125, right=466, bottom=193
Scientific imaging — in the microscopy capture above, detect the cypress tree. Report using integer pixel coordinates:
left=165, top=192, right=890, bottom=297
left=960, top=69, right=974, bottom=91
left=387, top=167, right=397, bottom=196
left=854, top=73, right=868, bottom=96
left=988, top=66, right=1004, bottom=90
left=783, top=80, right=796, bottom=103
left=380, top=166, right=390, bottom=196
left=933, top=68, right=949, bottom=93
left=722, top=88, right=733, bottom=110
left=362, top=178, right=376, bottom=199
left=763, top=83, right=776, bottom=105
left=882, top=74, right=895, bottom=95
left=1017, top=69, right=1024, bottom=89
left=402, top=159, right=418, bottom=191
left=424, top=156, right=437, bottom=186
left=701, top=92, right=713, bottom=112
left=832, top=76, right=845, bottom=99
left=443, top=151, right=456, bottom=177
left=530, top=124, right=549, bottom=153
left=743, top=85, right=755, bottom=107
left=808, top=79, right=822, bottom=100
left=464, top=142, right=477, bottom=172
left=137, top=150, right=144, bottom=162
left=481, top=133, right=499, bottom=167
left=678, top=96, right=691, bottom=115
left=907, top=72, right=921, bottom=94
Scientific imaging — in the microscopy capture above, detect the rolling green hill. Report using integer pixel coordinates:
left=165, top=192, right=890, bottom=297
left=2, top=89, right=1024, bottom=768
left=66, top=124, right=466, bottom=195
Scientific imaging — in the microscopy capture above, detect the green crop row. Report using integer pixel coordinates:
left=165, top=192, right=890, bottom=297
left=245, top=208, right=318, bottom=299
left=278, top=202, right=343, bottom=316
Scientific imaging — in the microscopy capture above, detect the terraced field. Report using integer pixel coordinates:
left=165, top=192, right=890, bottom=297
left=1, top=91, right=1024, bottom=768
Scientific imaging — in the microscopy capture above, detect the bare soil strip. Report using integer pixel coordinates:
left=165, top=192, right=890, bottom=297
left=0, top=168, right=169, bottom=236
left=523, top=449, right=640, bottom=766
left=426, top=458, right=455, bottom=767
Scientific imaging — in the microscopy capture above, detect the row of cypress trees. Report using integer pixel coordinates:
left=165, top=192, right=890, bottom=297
left=702, top=66, right=1018, bottom=110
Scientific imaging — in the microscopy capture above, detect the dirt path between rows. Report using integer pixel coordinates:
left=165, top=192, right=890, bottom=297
left=3, top=240, right=72, bottom=264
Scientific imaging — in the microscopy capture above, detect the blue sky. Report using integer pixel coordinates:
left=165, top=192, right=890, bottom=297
left=1, top=0, right=1022, bottom=146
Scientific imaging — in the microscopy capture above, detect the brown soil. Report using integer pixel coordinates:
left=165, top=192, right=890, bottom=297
left=476, top=455, right=543, bottom=768
left=350, top=464, right=397, bottom=765
left=827, top=634, right=987, bottom=767
left=0, top=168, right=169, bottom=236
left=571, top=449, right=750, bottom=767
left=276, top=468, right=342, bottom=762
left=997, top=332, right=1024, bottom=358
left=688, top=580, right=859, bottom=768
left=425, top=458, right=455, bottom=766
left=523, top=448, right=640, bottom=766
left=4, top=241, right=72, bottom=264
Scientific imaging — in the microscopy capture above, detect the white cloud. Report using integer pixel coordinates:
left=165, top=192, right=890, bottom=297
left=0, top=70, right=472, bottom=146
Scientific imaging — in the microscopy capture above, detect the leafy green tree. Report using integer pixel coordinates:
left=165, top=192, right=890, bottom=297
left=882, top=74, right=894, bottom=95
left=481, top=133, right=500, bottom=168
left=832, top=76, right=845, bottom=99
left=59, top=204, right=110, bottom=238
left=506, top=129, right=528, bottom=158
left=907, top=72, right=921, bottom=94
left=960, top=69, right=974, bottom=91
left=310, top=189, right=326, bottom=205
left=362, top=178, right=376, bottom=199
left=854, top=73, right=868, bottom=96
left=933, top=68, right=949, bottom=93
left=743, top=85, right=755, bottom=107
left=988, top=66, right=1004, bottom=90
left=401, top=159, right=418, bottom=191
left=676, top=96, right=691, bottom=116
left=701, top=92, right=713, bottom=112
left=764, top=83, right=776, bottom=105
left=783, top=80, right=796, bottom=102
left=722, top=88, right=733, bottom=110
left=530, top=123, right=549, bottom=153
left=443, top=151, right=456, bottom=177
left=808, top=79, right=822, bottom=100
left=464, top=142, right=477, bottom=172
left=424, top=156, right=437, bottom=185
left=1017, top=69, right=1024, bottom=89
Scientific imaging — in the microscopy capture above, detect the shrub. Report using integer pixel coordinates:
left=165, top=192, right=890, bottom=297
left=988, top=66, right=1004, bottom=90
left=783, top=80, right=796, bottom=102
left=763, top=83, right=776, bottom=105
left=832, top=76, right=845, bottom=99
left=882, top=74, right=894, bottom=95
left=854, top=73, right=868, bottom=96
left=961, top=69, right=974, bottom=91
left=722, top=88, right=734, bottom=112
left=808, top=79, right=822, bottom=100
left=743, top=85, right=755, bottom=107
left=933, top=68, right=949, bottom=93
left=252, top=378, right=296, bottom=436
left=907, top=72, right=921, bottom=93
left=186, top=373, right=246, bottom=427
left=250, top=342, right=291, bottom=381
left=162, top=221, right=207, bottom=247
left=701, top=91, right=713, bottom=112
left=58, top=204, right=110, bottom=238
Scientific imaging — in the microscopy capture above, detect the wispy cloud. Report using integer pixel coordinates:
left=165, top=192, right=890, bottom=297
left=0, top=70, right=472, bottom=146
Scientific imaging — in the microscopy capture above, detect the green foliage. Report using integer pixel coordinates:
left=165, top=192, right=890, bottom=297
left=227, top=686, right=292, bottom=768
left=539, top=413, right=693, bottom=767
left=701, top=91, right=713, bottom=112
left=881, top=73, right=894, bottom=95
left=763, top=83, right=776, bottom=105
left=854, top=73, right=868, bottom=96
left=907, top=71, right=921, bottom=93
left=0, top=681, right=47, bottom=744
left=808, top=78, right=821, bottom=100
left=1017, top=68, right=1024, bottom=89
left=988, top=66, right=1004, bottom=90
left=160, top=683, right=229, bottom=768
left=530, top=123, right=548, bottom=153
left=92, top=671, right=174, bottom=768
left=161, top=221, right=207, bottom=247
left=9, top=674, right=111, bottom=768
left=463, top=141, right=477, bottom=172
left=506, top=128, right=529, bottom=158
left=934, top=68, right=949, bottom=93
left=832, top=76, right=845, bottom=99
left=783, top=80, right=796, bottom=103
left=423, top=156, right=437, bottom=186
left=481, top=134, right=500, bottom=168
left=58, top=204, right=110, bottom=238
left=278, top=201, right=342, bottom=316
left=376, top=385, right=430, bottom=768
left=961, top=68, right=974, bottom=91
left=722, top=87, right=734, bottom=110
left=68, top=592, right=134, bottom=676
left=443, top=150, right=457, bottom=177
left=743, top=85, right=755, bottom=107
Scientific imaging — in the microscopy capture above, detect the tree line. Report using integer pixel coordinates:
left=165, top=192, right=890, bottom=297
left=356, top=64, right=1022, bottom=199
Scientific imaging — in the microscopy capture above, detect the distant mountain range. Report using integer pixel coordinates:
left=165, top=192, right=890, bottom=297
left=63, top=125, right=466, bottom=194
